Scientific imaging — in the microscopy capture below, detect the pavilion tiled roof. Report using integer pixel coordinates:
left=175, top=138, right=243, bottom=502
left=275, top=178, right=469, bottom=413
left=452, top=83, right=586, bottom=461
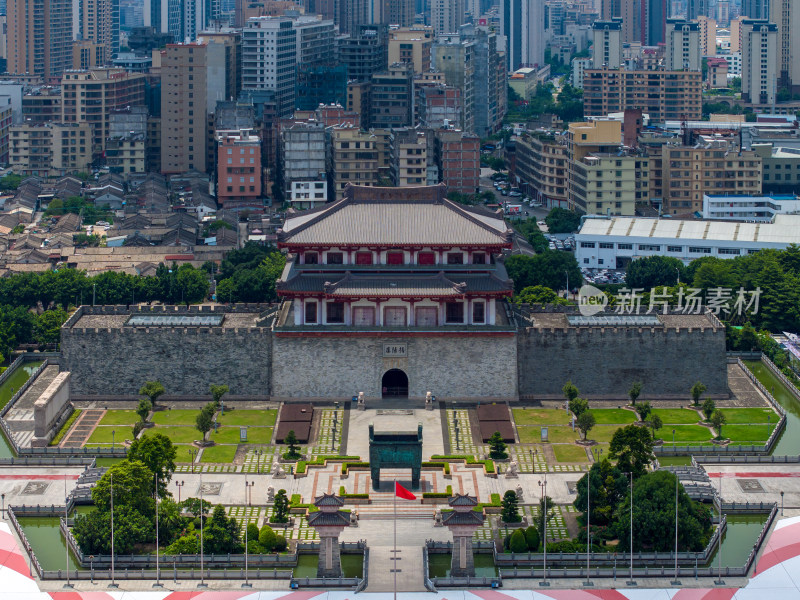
left=279, top=185, right=512, bottom=248
left=277, top=271, right=513, bottom=297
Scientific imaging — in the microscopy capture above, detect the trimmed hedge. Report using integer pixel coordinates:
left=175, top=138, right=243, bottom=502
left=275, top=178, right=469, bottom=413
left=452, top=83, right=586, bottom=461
left=421, top=461, right=450, bottom=475
left=422, top=485, right=453, bottom=499
left=429, top=454, right=495, bottom=473
left=296, top=455, right=361, bottom=474
left=341, top=461, right=370, bottom=475
left=338, top=485, right=369, bottom=499
left=48, top=409, right=81, bottom=446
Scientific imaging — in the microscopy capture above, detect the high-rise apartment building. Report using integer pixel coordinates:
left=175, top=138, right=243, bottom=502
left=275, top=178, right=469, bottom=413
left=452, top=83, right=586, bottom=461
left=501, top=0, right=545, bottom=71
left=292, top=15, right=335, bottom=66
left=160, top=42, right=226, bottom=174
left=741, top=0, right=768, bottom=19
left=618, top=0, right=641, bottom=44
left=328, top=127, right=379, bottom=200
left=433, top=35, right=474, bottom=133
left=280, top=120, right=327, bottom=208
left=686, top=0, right=705, bottom=19
left=514, top=132, right=569, bottom=208
left=241, top=17, right=297, bottom=117
left=339, top=23, right=389, bottom=83
left=434, top=129, right=479, bottom=194
left=592, top=18, right=623, bottom=69
left=7, top=0, right=73, bottom=82
left=583, top=68, right=702, bottom=121
left=378, top=0, right=414, bottom=27
left=10, top=122, right=92, bottom=176
left=740, top=19, right=778, bottom=106
left=389, top=27, right=433, bottom=74
left=643, top=0, right=667, bottom=45
left=78, top=0, right=120, bottom=64
left=654, top=144, right=762, bottom=214
left=61, top=68, right=146, bottom=157
left=664, top=18, right=700, bottom=71
left=370, top=63, right=414, bottom=129
left=391, top=128, right=431, bottom=187
left=697, top=16, right=716, bottom=56
left=217, top=128, right=262, bottom=209
left=431, top=0, right=464, bottom=34
left=335, top=0, right=369, bottom=34
left=771, top=0, right=800, bottom=93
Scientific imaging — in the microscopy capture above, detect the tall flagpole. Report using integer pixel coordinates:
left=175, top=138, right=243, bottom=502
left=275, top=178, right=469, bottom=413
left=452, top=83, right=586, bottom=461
left=65, top=474, right=71, bottom=588
left=154, top=472, right=161, bottom=587
left=393, top=478, right=397, bottom=600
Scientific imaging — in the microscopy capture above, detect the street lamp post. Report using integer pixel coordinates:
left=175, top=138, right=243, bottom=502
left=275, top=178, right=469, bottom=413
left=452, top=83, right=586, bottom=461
left=781, top=491, right=785, bottom=516
left=627, top=472, right=635, bottom=586
left=199, top=475, right=206, bottom=588
left=64, top=475, right=72, bottom=589
left=175, top=480, right=184, bottom=503
left=112, top=430, right=115, bottom=452
left=2, top=493, right=5, bottom=519
left=109, top=472, right=116, bottom=588
left=245, top=479, right=254, bottom=506
left=243, top=513, right=251, bottom=588
left=90, top=556, right=94, bottom=584
left=672, top=473, right=680, bottom=585
left=672, top=428, right=676, bottom=445
left=538, top=475, right=549, bottom=586
left=717, top=472, right=724, bottom=586
left=585, top=471, right=592, bottom=586
left=154, top=473, right=161, bottom=588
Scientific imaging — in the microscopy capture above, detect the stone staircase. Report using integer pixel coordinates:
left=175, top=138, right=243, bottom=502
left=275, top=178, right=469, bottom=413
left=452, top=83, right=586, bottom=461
left=3, top=365, right=60, bottom=448
left=365, top=545, right=424, bottom=592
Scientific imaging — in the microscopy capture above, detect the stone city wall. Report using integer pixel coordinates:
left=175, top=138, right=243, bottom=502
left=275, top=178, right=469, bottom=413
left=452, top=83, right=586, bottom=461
left=61, top=326, right=272, bottom=399
left=271, top=333, right=518, bottom=401
left=517, top=325, right=728, bottom=399
left=33, top=371, right=70, bottom=442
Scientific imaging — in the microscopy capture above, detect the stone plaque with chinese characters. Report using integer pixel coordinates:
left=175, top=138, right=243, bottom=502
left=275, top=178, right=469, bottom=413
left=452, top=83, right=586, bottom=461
left=383, top=343, right=407, bottom=357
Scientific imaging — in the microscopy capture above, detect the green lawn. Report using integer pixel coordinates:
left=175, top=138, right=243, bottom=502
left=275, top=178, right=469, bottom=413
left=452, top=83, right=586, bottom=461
left=519, top=425, right=580, bottom=444
left=218, top=409, right=277, bottom=427
left=210, top=426, right=273, bottom=444
left=151, top=410, right=203, bottom=426
left=152, top=425, right=202, bottom=444
left=657, top=455, right=694, bottom=467
left=200, top=444, right=238, bottom=463
left=553, top=444, right=589, bottom=463
left=651, top=408, right=701, bottom=425
left=585, top=425, right=623, bottom=443
left=721, top=408, right=778, bottom=424
left=86, top=426, right=128, bottom=444
left=512, top=408, right=570, bottom=426
left=661, top=424, right=713, bottom=444
left=590, top=409, right=636, bottom=425
left=722, top=424, right=775, bottom=442
left=97, top=410, right=138, bottom=426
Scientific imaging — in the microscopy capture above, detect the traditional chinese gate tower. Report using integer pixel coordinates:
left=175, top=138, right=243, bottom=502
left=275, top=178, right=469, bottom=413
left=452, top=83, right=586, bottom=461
left=441, top=494, right=485, bottom=577
left=306, top=493, right=351, bottom=577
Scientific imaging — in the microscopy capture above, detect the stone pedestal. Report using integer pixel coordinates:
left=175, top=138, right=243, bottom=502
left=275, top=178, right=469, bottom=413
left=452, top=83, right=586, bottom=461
left=306, top=493, right=351, bottom=578
left=441, top=494, right=485, bottom=578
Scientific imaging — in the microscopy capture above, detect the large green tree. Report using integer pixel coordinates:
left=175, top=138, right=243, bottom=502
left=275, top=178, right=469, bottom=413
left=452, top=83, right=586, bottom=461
left=573, top=459, right=628, bottom=526
left=608, top=425, right=654, bottom=478
left=504, top=252, right=582, bottom=293
left=614, top=471, right=713, bottom=552
left=544, top=207, right=582, bottom=234
left=92, top=460, right=155, bottom=514
left=625, top=255, right=685, bottom=289
left=127, top=433, right=177, bottom=497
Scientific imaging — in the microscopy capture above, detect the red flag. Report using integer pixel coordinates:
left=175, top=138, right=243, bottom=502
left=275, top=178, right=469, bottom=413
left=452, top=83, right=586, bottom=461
left=395, top=481, right=416, bottom=500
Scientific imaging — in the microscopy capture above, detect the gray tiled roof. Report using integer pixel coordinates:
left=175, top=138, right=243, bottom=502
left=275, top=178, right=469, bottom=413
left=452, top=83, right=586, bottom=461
left=277, top=271, right=512, bottom=297
left=280, top=192, right=511, bottom=247
left=441, top=510, right=485, bottom=526
left=307, top=511, right=351, bottom=527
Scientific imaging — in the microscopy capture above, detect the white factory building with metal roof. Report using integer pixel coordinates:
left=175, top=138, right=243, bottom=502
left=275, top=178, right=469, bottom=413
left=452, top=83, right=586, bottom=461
left=574, top=214, right=800, bottom=269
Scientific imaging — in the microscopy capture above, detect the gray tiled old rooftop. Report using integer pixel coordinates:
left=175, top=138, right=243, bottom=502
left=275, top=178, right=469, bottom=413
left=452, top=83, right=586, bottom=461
left=69, top=312, right=264, bottom=329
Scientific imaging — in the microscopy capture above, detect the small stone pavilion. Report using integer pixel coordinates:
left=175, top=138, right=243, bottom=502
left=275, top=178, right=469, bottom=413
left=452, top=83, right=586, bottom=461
left=441, top=494, right=485, bottom=577
left=307, top=493, right=351, bottom=577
